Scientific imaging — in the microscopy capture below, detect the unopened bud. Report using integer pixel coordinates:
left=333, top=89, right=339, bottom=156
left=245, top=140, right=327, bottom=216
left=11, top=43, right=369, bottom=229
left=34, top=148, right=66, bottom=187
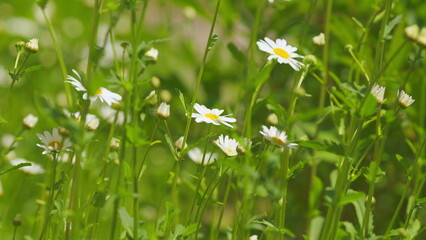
left=145, top=90, right=158, bottom=105
left=13, top=214, right=21, bottom=227
left=110, top=137, right=120, bottom=151
left=174, top=136, right=187, bottom=150
left=25, top=38, right=39, bottom=53
left=15, top=41, right=25, bottom=52
left=151, top=76, right=161, bottom=88
left=267, top=113, right=278, bottom=125
left=22, top=114, right=38, bottom=129
left=157, top=102, right=170, bottom=119
left=312, top=33, right=325, bottom=46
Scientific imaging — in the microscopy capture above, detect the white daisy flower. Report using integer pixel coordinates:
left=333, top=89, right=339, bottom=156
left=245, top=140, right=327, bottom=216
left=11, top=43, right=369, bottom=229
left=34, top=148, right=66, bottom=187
left=66, top=69, right=122, bottom=106
left=191, top=103, right=236, bottom=128
left=214, top=135, right=239, bottom=157
left=397, top=90, right=415, bottom=108
left=64, top=111, right=100, bottom=131
left=260, top=125, right=298, bottom=148
left=36, top=128, right=72, bottom=155
left=157, top=102, right=170, bottom=119
left=256, top=37, right=305, bottom=71
left=25, top=38, right=39, bottom=53
left=10, top=158, right=45, bottom=175
left=370, top=83, right=386, bottom=104
left=145, top=47, right=159, bottom=61
left=188, top=147, right=217, bottom=165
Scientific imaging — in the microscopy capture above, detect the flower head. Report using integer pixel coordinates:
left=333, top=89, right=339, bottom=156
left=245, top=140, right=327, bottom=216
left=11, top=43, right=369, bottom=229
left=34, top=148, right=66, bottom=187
left=249, top=235, right=258, bottom=240
left=175, top=136, right=188, bottom=150
left=22, top=114, right=38, bottom=129
left=25, top=38, right=39, bottom=53
left=66, top=69, right=122, bottom=106
left=397, top=90, right=415, bottom=108
left=188, top=147, right=217, bottom=165
left=260, top=125, right=298, bottom=148
left=404, top=24, right=420, bottom=41
left=110, top=137, right=120, bottom=151
left=257, top=37, right=304, bottom=71
left=10, top=158, right=45, bottom=175
left=145, top=47, right=159, bottom=61
left=370, top=83, right=386, bottom=104
left=192, top=103, right=236, bottom=128
left=157, top=102, right=170, bottom=119
left=312, top=33, right=325, bottom=46
left=214, top=135, right=239, bottom=157
left=36, top=128, right=72, bottom=155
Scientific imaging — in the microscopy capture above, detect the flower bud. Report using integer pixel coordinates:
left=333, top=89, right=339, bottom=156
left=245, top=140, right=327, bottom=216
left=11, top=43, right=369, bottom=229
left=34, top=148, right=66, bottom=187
left=110, top=137, right=120, bottom=151
left=22, top=114, right=38, bottom=129
left=174, top=136, right=187, bottom=150
left=370, top=83, right=386, bottom=104
left=267, top=113, right=278, bottom=125
left=397, top=90, right=415, bottom=108
left=160, top=90, right=172, bottom=103
left=13, top=214, right=21, bottom=227
left=157, top=102, right=170, bottom=119
left=145, top=47, right=158, bottom=61
left=151, top=76, right=161, bottom=88
left=145, top=90, right=158, bottom=105
left=25, top=38, right=39, bottom=53
left=15, top=41, right=25, bottom=52
left=312, top=33, right=325, bottom=46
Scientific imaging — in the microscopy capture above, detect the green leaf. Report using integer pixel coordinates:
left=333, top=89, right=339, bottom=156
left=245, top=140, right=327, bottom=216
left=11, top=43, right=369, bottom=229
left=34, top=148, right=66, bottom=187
left=164, top=134, right=179, bottom=161
left=415, top=197, right=426, bottom=205
left=119, top=207, right=134, bottom=238
left=308, top=176, right=323, bottom=217
left=90, top=191, right=107, bottom=208
left=351, top=17, right=366, bottom=31
left=339, top=190, right=364, bottom=207
left=227, top=42, right=245, bottom=62
left=23, top=65, right=43, bottom=74
left=161, top=202, right=175, bottom=232
left=364, top=161, right=385, bottom=183
left=182, top=223, right=198, bottom=237
left=395, top=154, right=411, bottom=173
left=176, top=89, right=187, bottom=113
left=383, top=14, right=402, bottom=40
left=298, top=141, right=328, bottom=150
left=360, top=94, right=377, bottom=118
left=125, top=125, right=150, bottom=146
left=0, top=163, right=31, bottom=177
left=288, top=161, right=304, bottom=179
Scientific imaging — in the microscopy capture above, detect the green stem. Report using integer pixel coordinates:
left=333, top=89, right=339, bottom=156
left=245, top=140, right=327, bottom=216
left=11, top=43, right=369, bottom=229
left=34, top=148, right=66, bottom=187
left=40, top=7, right=74, bottom=110
left=39, top=153, right=58, bottom=240
left=319, top=0, right=333, bottom=111
left=215, top=170, right=234, bottom=236
left=385, top=138, right=426, bottom=236
left=278, top=149, right=290, bottom=240
left=172, top=0, right=222, bottom=203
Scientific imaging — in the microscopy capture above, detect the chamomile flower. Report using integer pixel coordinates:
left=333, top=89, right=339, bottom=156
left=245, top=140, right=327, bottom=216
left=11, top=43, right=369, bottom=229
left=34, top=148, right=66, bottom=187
left=66, top=69, right=122, bottom=106
left=370, top=83, right=386, bottom=104
left=188, top=147, right=217, bottom=165
left=192, top=103, right=236, bottom=128
left=36, top=128, right=72, bottom=155
left=397, top=90, right=415, bottom=108
left=22, top=114, right=38, bottom=129
left=214, top=135, right=239, bottom=157
left=260, top=125, right=298, bottom=149
left=25, top=38, right=39, bottom=53
left=10, top=158, right=45, bottom=175
left=256, top=37, right=304, bottom=71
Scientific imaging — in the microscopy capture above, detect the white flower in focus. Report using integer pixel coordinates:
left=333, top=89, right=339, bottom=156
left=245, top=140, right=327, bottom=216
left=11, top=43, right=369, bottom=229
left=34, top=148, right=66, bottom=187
left=370, top=83, right=386, bottom=104
left=25, top=38, right=39, bottom=53
left=157, top=102, right=170, bottom=119
left=188, top=147, right=217, bottom=165
left=66, top=69, right=122, bottom=106
left=257, top=37, right=304, bottom=71
left=145, top=47, right=159, bottom=61
left=10, top=158, right=45, bottom=175
left=192, top=103, right=236, bottom=128
left=260, top=125, right=298, bottom=148
left=397, top=90, right=415, bottom=108
left=22, top=114, right=38, bottom=129
left=214, top=135, right=238, bottom=157
left=313, top=33, right=325, bottom=46
left=36, top=128, right=72, bottom=155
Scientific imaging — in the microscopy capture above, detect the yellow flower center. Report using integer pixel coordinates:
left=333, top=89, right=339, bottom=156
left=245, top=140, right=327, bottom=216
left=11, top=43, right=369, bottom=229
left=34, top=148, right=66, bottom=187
left=48, top=141, right=62, bottom=150
left=96, top=88, right=103, bottom=95
left=226, top=148, right=233, bottom=155
left=273, top=48, right=290, bottom=59
left=271, top=137, right=286, bottom=146
left=205, top=113, right=219, bottom=120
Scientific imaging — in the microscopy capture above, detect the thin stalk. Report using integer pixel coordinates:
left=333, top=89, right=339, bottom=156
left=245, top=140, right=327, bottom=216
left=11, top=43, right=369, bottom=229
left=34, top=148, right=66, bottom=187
left=40, top=7, right=74, bottom=110
left=362, top=106, right=383, bottom=238
left=215, top=170, right=234, bottom=236
left=172, top=0, right=222, bottom=202
left=385, top=138, right=426, bottom=236
left=39, top=153, right=58, bottom=240
left=278, top=149, right=290, bottom=240
left=319, top=0, right=333, bottom=111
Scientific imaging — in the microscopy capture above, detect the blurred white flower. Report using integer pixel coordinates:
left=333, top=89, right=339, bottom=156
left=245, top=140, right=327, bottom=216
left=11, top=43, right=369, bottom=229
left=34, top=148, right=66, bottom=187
left=188, top=147, right=217, bottom=165
left=397, top=90, right=415, bottom=108
left=25, top=38, right=39, bottom=53
left=145, top=47, right=159, bottom=61
left=10, top=158, right=45, bottom=175
left=260, top=125, right=298, bottom=148
left=175, top=136, right=188, bottom=150
left=145, top=90, right=158, bottom=105
left=404, top=24, right=419, bottom=41
left=214, top=135, right=238, bottom=157
left=313, top=33, right=325, bottom=46
left=370, top=83, right=386, bottom=104
left=66, top=69, right=122, bottom=105
left=192, top=103, right=236, bottom=128
left=86, top=114, right=100, bottom=131
left=22, top=114, right=38, bottom=129
left=99, top=105, right=125, bottom=125
left=257, top=37, right=304, bottom=71
left=110, top=137, right=120, bottom=151
left=249, top=235, right=258, bottom=240
left=36, top=128, right=72, bottom=155
left=157, top=102, right=170, bottom=119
